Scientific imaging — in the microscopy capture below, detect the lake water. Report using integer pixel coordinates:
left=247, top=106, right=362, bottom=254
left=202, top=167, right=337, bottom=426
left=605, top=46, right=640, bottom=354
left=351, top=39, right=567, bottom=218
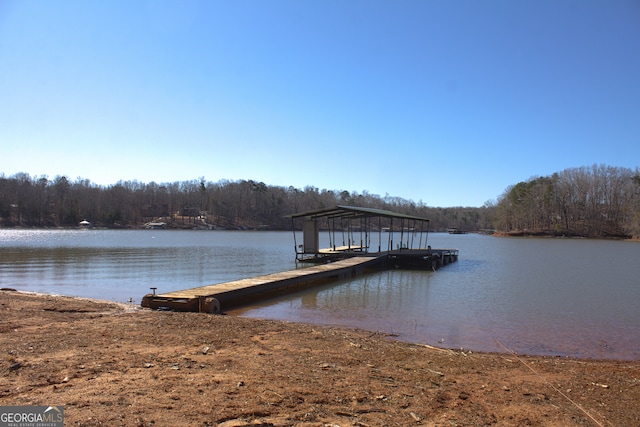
left=1, top=229, right=638, bottom=360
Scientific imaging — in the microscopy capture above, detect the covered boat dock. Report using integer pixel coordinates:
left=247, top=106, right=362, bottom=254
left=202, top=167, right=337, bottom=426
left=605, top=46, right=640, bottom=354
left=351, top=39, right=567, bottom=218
left=289, top=205, right=456, bottom=268
left=141, top=206, right=458, bottom=313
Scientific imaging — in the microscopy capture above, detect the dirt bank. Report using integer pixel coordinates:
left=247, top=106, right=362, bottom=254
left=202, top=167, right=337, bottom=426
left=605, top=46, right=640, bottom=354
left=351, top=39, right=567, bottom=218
left=1, top=291, right=638, bottom=426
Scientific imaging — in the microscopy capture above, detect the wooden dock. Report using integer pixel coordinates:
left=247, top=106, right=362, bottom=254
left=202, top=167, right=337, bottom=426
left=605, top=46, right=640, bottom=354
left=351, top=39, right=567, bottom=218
left=141, top=249, right=458, bottom=314
left=141, top=256, right=385, bottom=313
left=141, top=206, right=459, bottom=314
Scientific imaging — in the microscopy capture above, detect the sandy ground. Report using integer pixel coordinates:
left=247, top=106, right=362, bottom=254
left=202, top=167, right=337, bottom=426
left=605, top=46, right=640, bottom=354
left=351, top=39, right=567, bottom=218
left=1, top=290, right=639, bottom=427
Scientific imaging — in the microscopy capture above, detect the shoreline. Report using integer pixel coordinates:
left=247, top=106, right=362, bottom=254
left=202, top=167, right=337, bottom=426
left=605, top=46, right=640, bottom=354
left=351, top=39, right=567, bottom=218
left=0, top=288, right=141, bottom=312
left=7, top=289, right=640, bottom=363
left=3, top=225, right=639, bottom=240
left=2, top=290, right=639, bottom=425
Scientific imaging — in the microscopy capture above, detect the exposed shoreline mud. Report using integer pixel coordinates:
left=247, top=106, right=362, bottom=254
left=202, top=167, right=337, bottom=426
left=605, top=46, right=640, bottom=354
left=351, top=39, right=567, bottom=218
left=1, top=291, right=639, bottom=426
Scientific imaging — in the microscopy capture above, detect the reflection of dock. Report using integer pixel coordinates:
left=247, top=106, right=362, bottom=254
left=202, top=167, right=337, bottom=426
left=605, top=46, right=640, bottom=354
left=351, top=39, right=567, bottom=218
left=141, top=206, right=458, bottom=314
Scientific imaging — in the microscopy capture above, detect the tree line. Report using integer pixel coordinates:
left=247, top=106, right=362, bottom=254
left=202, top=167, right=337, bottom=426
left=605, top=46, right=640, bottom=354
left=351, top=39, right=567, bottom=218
left=2, top=164, right=639, bottom=238
left=0, top=172, right=490, bottom=231
left=490, top=164, right=640, bottom=238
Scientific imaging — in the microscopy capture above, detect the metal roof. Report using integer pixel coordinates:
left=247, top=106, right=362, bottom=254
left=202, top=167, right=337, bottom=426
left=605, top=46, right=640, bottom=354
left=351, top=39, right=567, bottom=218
left=288, top=205, right=429, bottom=222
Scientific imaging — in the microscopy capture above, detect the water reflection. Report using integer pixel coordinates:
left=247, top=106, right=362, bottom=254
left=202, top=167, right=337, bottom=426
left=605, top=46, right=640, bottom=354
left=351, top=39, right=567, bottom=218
left=0, top=230, right=297, bottom=299
left=2, top=230, right=639, bottom=360
left=237, top=235, right=640, bottom=360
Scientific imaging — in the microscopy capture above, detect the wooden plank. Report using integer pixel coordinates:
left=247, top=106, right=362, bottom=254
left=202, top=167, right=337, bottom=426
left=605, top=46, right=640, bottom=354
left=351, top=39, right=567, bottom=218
left=156, top=256, right=380, bottom=300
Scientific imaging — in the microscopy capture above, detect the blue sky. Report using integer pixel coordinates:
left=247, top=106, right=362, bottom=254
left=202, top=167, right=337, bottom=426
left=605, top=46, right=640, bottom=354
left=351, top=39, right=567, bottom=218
left=1, top=1, right=639, bottom=207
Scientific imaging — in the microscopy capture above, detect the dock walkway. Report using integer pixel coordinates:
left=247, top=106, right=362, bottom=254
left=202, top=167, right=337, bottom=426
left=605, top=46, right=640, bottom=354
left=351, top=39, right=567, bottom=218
left=141, top=256, right=384, bottom=313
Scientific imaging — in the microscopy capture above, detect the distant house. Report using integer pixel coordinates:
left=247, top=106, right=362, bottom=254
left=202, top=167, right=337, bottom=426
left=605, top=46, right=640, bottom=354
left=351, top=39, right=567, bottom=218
left=79, top=220, right=92, bottom=229
left=145, top=222, right=167, bottom=229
